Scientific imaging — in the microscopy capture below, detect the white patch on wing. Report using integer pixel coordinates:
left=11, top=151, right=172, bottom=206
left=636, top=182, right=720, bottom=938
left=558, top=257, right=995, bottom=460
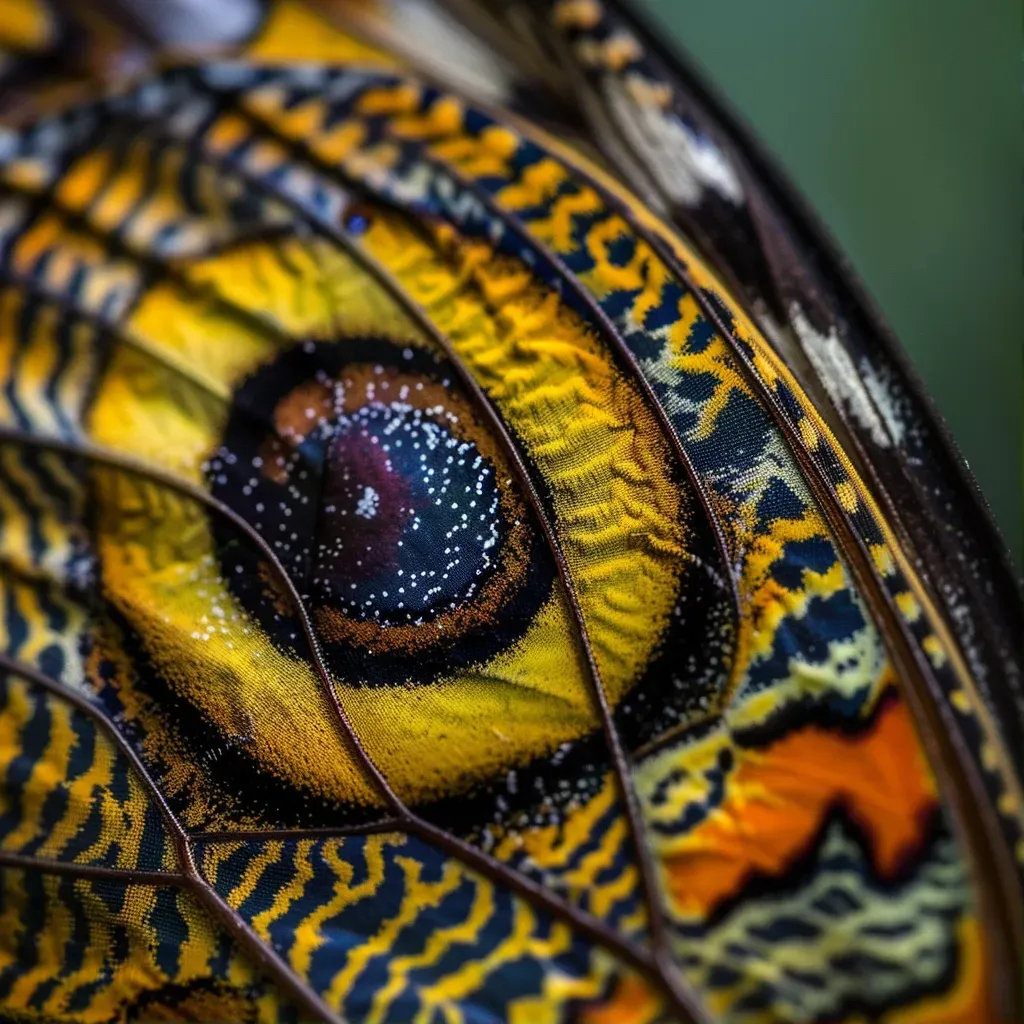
left=602, top=77, right=744, bottom=207
left=381, top=0, right=515, bottom=105
left=791, top=304, right=896, bottom=448
left=860, top=358, right=908, bottom=448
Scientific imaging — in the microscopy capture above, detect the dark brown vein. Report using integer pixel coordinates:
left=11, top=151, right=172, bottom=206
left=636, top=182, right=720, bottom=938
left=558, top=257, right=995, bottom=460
left=192, top=819, right=405, bottom=844
left=0, top=849, right=179, bottom=885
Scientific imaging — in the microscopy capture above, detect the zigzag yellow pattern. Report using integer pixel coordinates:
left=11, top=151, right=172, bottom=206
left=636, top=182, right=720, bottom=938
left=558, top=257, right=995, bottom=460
left=0, top=672, right=176, bottom=871
left=0, top=867, right=298, bottom=1022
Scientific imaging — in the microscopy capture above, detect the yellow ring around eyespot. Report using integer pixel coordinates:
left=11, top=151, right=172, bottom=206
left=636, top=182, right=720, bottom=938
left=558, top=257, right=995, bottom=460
left=87, top=216, right=686, bottom=807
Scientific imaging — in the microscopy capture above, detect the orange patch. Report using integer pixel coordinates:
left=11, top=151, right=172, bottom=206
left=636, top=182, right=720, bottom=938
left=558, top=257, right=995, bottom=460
left=663, top=696, right=939, bottom=918
left=579, top=973, right=663, bottom=1024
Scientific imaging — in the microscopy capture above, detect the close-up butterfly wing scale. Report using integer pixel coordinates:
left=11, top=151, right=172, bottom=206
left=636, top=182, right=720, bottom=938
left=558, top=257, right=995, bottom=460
left=0, top=2, right=1020, bottom=1023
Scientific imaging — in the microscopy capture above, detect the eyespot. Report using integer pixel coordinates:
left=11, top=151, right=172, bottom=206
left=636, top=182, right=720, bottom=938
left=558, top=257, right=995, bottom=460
left=86, top=227, right=730, bottom=827
left=208, top=337, right=554, bottom=684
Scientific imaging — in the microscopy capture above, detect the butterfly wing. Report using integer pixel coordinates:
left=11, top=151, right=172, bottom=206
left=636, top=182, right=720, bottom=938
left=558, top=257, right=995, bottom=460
left=0, top=3, right=1020, bottom=1023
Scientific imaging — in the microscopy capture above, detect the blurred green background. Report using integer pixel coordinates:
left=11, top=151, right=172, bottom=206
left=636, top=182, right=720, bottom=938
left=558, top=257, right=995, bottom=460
left=642, top=0, right=1022, bottom=566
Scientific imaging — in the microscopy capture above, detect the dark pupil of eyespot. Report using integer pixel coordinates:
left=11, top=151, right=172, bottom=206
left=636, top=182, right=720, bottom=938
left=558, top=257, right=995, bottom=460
left=309, top=403, right=502, bottom=624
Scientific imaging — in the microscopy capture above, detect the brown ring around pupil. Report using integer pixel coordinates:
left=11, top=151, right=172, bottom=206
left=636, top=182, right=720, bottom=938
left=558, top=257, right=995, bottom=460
left=256, top=362, right=537, bottom=657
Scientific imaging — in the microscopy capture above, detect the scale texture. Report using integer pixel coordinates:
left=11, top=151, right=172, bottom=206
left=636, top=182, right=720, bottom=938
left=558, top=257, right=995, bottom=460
left=0, top=2, right=1020, bottom=1022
